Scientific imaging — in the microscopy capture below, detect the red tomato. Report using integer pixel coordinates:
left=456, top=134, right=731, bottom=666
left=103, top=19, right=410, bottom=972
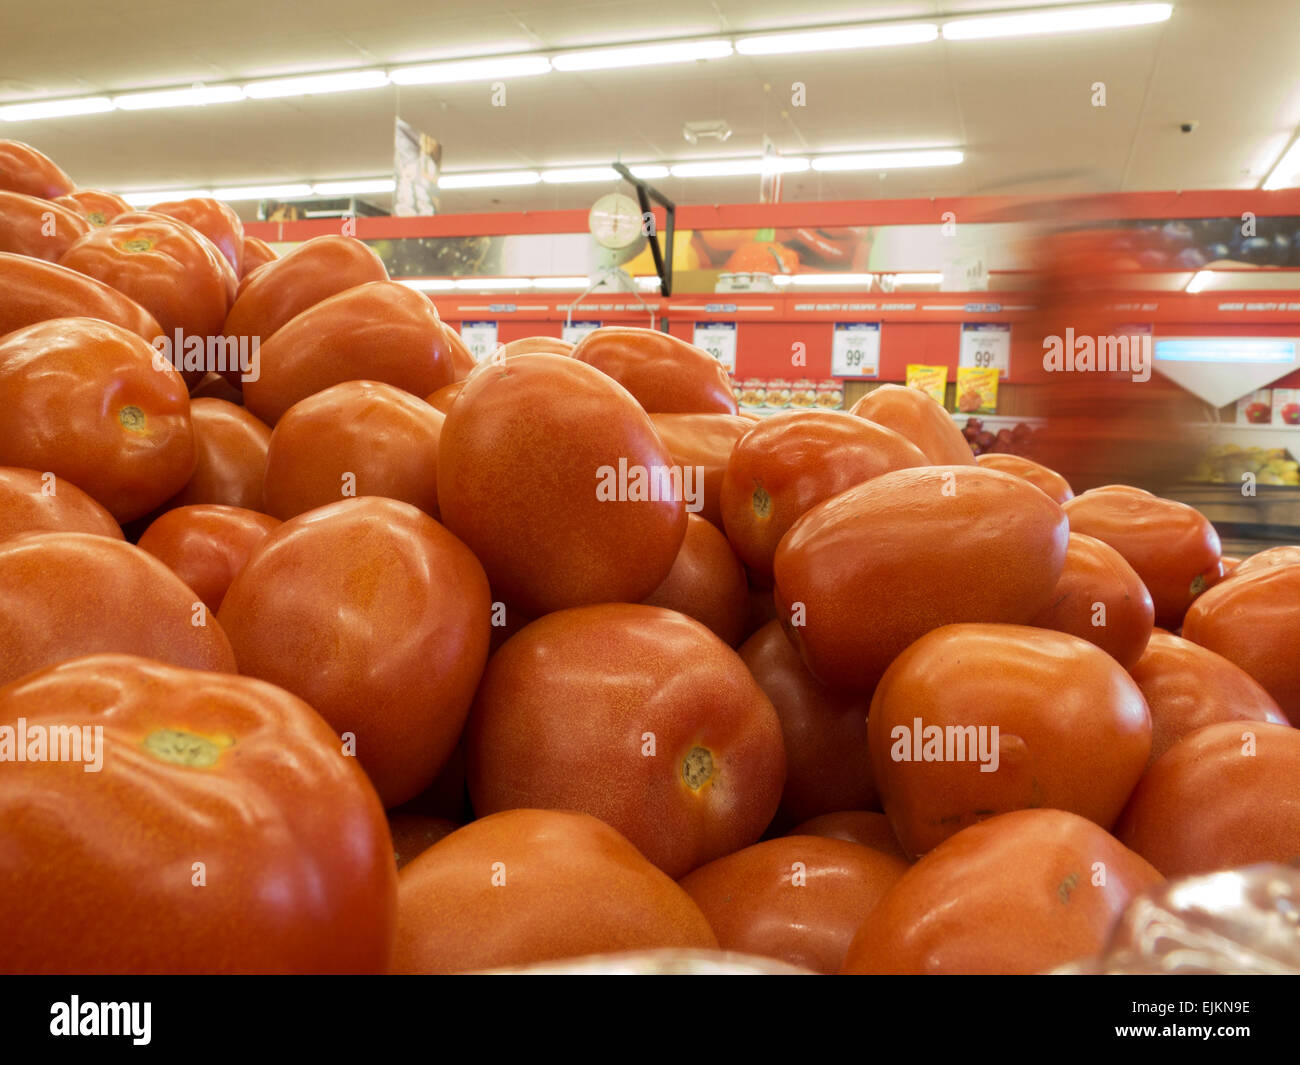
left=680, top=835, right=907, bottom=974
left=498, top=335, right=573, bottom=357
left=162, top=398, right=271, bottom=512
left=388, top=813, right=462, bottom=870
left=52, top=189, right=129, bottom=227
left=641, top=514, right=748, bottom=646
left=850, top=384, right=975, bottom=465
left=0, top=653, right=395, bottom=974
left=1064, top=485, right=1222, bottom=629
left=868, top=624, right=1151, bottom=859
left=393, top=809, right=717, bottom=973
left=243, top=282, right=455, bottom=425
left=1233, top=544, right=1300, bottom=578
left=1181, top=565, right=1300, bottom=725
left=1128, top=633, right=1288, bottom=765
left=721, top=409, right=927, bottom=578
left=0, top=468, right=122, bottom=542
left=786, top=811, right=910, bottom=862
left=136, top=504, right=281, bottom=612
left=773, top=466, right=1068, bottom=690
left=1220, top=554, right=1242, bottom=577
left=975, top=452, right=1074, bottom=504
left=0, top=190, right=89, bottom=261
left=570, top=326, right=739, bottom=414
left=0, top=318, right=194, bottom=522
left=1116, top=721, right=1300, bottom=877
left=217, top=497, right=491, bottom=808
left=239, top=235, right=278, bottom=278
left=0, top=140, right=74, bottom=199
left=841, top=809, right=1162, bottom=974
left=739, top=620, right=878, bottom=829
left=1028, top=531, right=1154, bottom=669
left=437, top=353, right=686, bottom=616
left=465, top=604, right=787, bottom=878
left=0, top=253, right=162, bottom=342
left=262, top=381, right=444, bottom=521
left=444, top=323, right=477, bottom=381
left=0, top=533, right=236, bottom=686
left=648, top=412, right=753, bottom=530
left=148, top=197, right=244, bottom=274
left=425, top=380, right=464, bottom=414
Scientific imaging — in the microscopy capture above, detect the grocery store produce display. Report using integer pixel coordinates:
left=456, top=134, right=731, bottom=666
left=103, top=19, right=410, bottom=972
left=1, top=140, right=1299, bottom=976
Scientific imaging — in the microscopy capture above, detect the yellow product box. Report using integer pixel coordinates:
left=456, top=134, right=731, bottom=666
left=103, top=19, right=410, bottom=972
left=905, top=364, right=948, bottom=405
left=955, top=366, right=999, bottom=414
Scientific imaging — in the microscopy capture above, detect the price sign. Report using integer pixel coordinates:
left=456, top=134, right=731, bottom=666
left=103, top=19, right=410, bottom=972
left=562, top=320, right=602, bottom=345
left=831, top=322, right=881, bottom=378
left=459, top=321, right=498, bottom=363
left=959, top=322, right=1011, bottom=379
left=693, top=321, right=738, bottom=372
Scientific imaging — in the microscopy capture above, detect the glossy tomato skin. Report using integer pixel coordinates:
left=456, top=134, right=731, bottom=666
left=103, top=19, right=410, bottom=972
left=0, top=253, right=162, bottom=342
left=739, top=620, right=878, bottom=829
left=217, top=497, right=491, bottom=809
left=1182, top=565, right=1300, bottom=725
left=641, top=513, right=748, bottom=646
left=0, top=317, right=194, bottom=522
left=243, top=282, right=455, bottom=424
left=849, top=383, right=975, bottom=465
left=0, top=190, right=89, bottom=260
left=1115, top=721, right=1300, bottom=878
left=239, top=235, right=277, bottom=277
left=0, top=140, right=74, bottom=199
left=1233, top=544, right=1300, bottom=578
left=162, top=398, right=271, bottom=512
left=262, top=381, right=444, bottom=521
left=1029, top=531, right=1154, bottom=669
left=0, top=653, right=396, bottom=974
left=136, top=504, right=281, bottom=612
left=465, top=604, right=787, bottom=879
left=0, top=468, right=122, bottom=542
left=52, top=189, right=129, bottom=227
left=148, top=197, right=244, bottom=274
left=0, top=533, right=236, bottom=687
left=394, top=809, right=717, bottom=973
left=721, top=409, right=927, bottom=578
left=648, top=412, right=753, bottom=530
left=1129, top=633, right=1288, bottom=765
left=425, top=380, right=464, bottom=414
left=438, top=354, right=686, bottom=616
left=1064, top=485, right=1222, bottom=630
left=773, top=466, right=1068, bottom=691
left=786, top=811, right=909, bottom=862
left=679, top=835, right=907, bottom=975
left=570, top=326, right=739, bottom=414
left=975, top=452, right=1074, bottom=504
left=498, top=335, right=573, bottom=357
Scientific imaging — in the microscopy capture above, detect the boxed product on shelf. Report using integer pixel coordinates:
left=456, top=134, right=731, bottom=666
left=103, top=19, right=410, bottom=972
left=955, top=366, right=999, bottom=414
left=905, top=364, right=948, bottom=405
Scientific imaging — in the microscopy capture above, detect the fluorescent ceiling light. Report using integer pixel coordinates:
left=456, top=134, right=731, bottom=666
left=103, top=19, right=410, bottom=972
left=213, top=183, right=314, bottom=201
left=541, top=167, right=620, bottom=184
left=636, top=276, right=663, bottom=289
left=391, top=55, right=551, bottom=85
left=453, top=277, right=533, bottom=289
left=1184, top=270, right=1216, bottom=294
left=628, top=164, right=670, bottom=179
left=113, top=86, right=245, bottom=110
left=942, top=2, right=1172, bottom=41
left=398, top=278, right=457, bottom=291
left=812, top=149, right=963, bottom=171
left=311, top=179, right=397, bottom=195
left=1262, top=137, right=1300, bottom=190
left=120, top=188, right=214, bottom=207
left=736, top=22, right=938, bottom=55
left=531, top=276, right=593, bottom=288
left=670, top=157, right=809, bottom=178
left=784, top=273, right=876, bottom=286
left=0, top=96, right=114, bottom=121
left=437, top=170, right=540, bottom=188
left=890, top=272, right=944, bottom=283
left=244, top=70, right=389, bottom=99
left=552, top=39, right=733, bottom=71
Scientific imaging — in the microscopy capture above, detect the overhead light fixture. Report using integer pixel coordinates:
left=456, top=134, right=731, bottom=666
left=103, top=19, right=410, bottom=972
left=243, top=70, right=389, bottom=99
left=113, top=86, right=246, bottom=111
left=942, top=2, right=1173, bottom=41
left=682, top=119, right=732, bottom=145
left=437, top=170, right=541, bottom=189
left=628, top=164, right=670, bottom=179
left=776, top=273, right=876, bottom=286
left=453, top=277, right=533, bottom=289
left=1184, top=270, right=1216, bottom=294
left=531, top=276, right=594, bottom=288
left=0, top=96, right=114, bottom=122
left=540, top=167, right=621, bottom=184
left=736, top=22, right=938, bottom=55
left=311, top=178, right=397, bottom=196
left=812, top=149, right=964, bottom=171
left=213, top=183, right=314, bottom=201
left=670, top=156, right=809, bottom=178
left=1262, top=136, right=1300, bottom=190
left=119, top=188, right=214, bottom=206
left=390, top=55, right=552, bottom=85
left=890, top=272, right=944, bottom=284
left=398, top=278, right=457, bottom=291
left=552, top=39, right=733, bottom=72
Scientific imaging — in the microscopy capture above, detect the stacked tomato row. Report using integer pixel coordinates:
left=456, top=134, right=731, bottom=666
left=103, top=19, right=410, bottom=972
left=1, top=140, right=1298, bottom=976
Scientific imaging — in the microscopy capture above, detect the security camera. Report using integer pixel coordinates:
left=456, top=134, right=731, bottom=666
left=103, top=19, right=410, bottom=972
left=1179, top=121, right=1199, bottom=134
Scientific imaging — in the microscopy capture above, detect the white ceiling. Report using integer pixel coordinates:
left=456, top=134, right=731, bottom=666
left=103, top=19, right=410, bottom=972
left=1, top=0, right=1298, bottom=217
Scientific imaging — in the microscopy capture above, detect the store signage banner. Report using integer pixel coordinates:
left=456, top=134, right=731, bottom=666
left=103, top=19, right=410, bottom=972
left=394, top=118, right=441, bottom=217
left=830, top=322, right=881, bottom=379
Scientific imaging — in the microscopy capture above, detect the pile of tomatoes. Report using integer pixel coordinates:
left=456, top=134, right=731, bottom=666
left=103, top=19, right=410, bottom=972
left=1, top=139, right=1297, bottom=976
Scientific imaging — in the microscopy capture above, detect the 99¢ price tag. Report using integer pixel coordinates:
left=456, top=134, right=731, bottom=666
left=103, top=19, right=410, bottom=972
left=458, top=321, right=498, bottom=363
left=959, top=322, right=1011, bottom=378
left=562, top=320, right=602, bottom=345
left=693, top=321, right=738, bottom=372
left=831, top=322, right=880, bottom=378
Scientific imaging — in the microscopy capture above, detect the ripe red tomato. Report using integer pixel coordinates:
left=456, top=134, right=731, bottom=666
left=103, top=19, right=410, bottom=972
left=0, top=140, right=74, bottom=199
left=1064, top=484, right=1222, bottom=629
left=1028, top=531, right=1153, bottom=669
left=721, top=409, right=926, bottom=578
left=137, top=504, right=281, bottom=612
left=262, top=381, right=444, bottom=521
left=52, top=189, right=129, bottom=227
left=217, top=497, right=491, bottom=808
left=1128, top=633, right=1288, bottom=765
left=437, top=354, right=686, bottom=616
left=425, top=380, right=464, bottom=414
left=243, top=282, right=455, bottom=424
left=0, top=468, right=122, bottom=542
left=975, top=452, right=1074, bottom=504
left=680, top=835, right=907, bottom=974
left=0, top=533, right=236, bottom=687
left=0, top=653, right=396, bottom=974
left=388, top=813, right=462, bottom=870
left=162, top=398, right=271, bottom=512
left=0, top=190, right=89, bottom=261
left=647, top=412, right=753, bottom=530
left=1233, top=544, right=1300, bottom=578
left=739, top=620, right=878, bottom=829
left=786, top=811, right=910, bottom=862
left=148, top=197, right=244, bottom=275
left=843, top=810, right=1163, bottom=975
left=393, top=809, right=717, bottom=973
left=465, top=604, right=787, bottom=878
left=773, top=466, right=1068, bottom=690
left=570, top=326, right=739, bottom=414
left=849, top=384, right=975, bottom=465
left=239, top=235, right=278, bottom=278
left=0, top=318, right=194, bottom=522
left=641, top=513, right=748, bottom=646
left=1181, top=564, right=1300, bottom=725
left=0, top=253, right=162, bottom=342
left=868, top=623, right=1151, bottom=859
left=498, top=335, right=573, bottom=357
left=1116, top=721, right=1300, bottom=877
